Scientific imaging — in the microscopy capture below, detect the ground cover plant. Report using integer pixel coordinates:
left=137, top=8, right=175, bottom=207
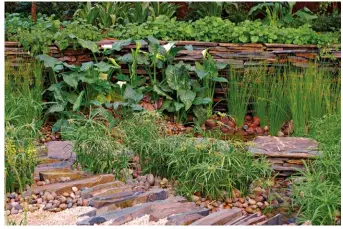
left=292, top=114, right=341, bottom=225
left=116, top=111, right=272, bottom=200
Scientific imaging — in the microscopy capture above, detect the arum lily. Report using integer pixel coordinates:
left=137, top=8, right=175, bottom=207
left=202, top=49, right=208, bottom=58
left=116, top=81, right=127, bottom=88
left=163, top=42, right=175, bottom=52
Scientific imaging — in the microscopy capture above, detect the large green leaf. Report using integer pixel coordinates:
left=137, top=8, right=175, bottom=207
left=153, top=85, right=172, bottom=100
left=123, top=85, right=143, bottom=103
left=80, top=61, right=94, bottom=71
left=212, top=76, right=228, bottom=83
left=47, top=84, right=64, bottom=101
left=73, top=90, right=85, bottom=111
left=111, top=39, right=133, bottom=51
left=77, top=38, right=99, bottom=53
left=195, top=62, right=207, bottom=79
left=95, top=61, right=114, bottom=72
left=174, top=102, right=185, bottom=112
left=66, top=92, right=78, bottom=104
left=47, top=104, right=65, bottom=113
left=36, top=54, right=62, bottom=68
left=52, top=118, right=68, bottom=133
left=166, top=64, right=190, bottom=91
left=178, top=89, right=196, bottom=111
left=193, top=97, right=212, bottom=105
left=62, top=72, right=78, bottom=88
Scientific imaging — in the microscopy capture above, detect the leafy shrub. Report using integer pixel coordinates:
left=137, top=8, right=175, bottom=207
left=293, top=115, right=341, bottom=225
left=117, top=111, right=272, bottom=199
left=312, top=11, right=341, bottom=32
left=108, top=16, right=340, bottom=46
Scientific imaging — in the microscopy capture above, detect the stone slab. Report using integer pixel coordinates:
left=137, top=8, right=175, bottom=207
left=78, top=196, right=187, bottom=225
left=34, top=160, right=74, bottom=174
left=81, top=181, right=125, bottom=199
left=248, top=136, right=321, bottom=158
left=93, top=189, right=168, bottom=215
left=39, top=168, right=87, bottom=181
left=166, top=208, right=210, bottom=225
left=149, top=202, right=198, bottom=222
left=191, top=208, right=242, bottom=225
left=33, top=174, right=114, bottom=195
left=47, top=141, right=76, bottom=160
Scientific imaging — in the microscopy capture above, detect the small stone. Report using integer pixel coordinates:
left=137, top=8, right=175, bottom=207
left=62, top=192, right=70, bottom=197
left=14, top=204, right=23, bottom=210
left=6, top=203, right=12, bottom=210
left=6, top=210, right=10, bottom=215
left=11, top=208, right=19, bottom=215
left=52, top=208, right=62, bottom=212
left=257, top=202, right=264, bottom=208
left=60, top=177, right=67, bottom=182
left=264, top=201, right=269, bottom=207
left=45, top=179, right=50, bottom=185
left=53, top=200, right=61, bottom=206
left=251, top=204, right=257, bottom=209
left=75, top=191, right=81, bottom=196
left=52, top=192, right=57, bottom=198
left=147, top=174, right=155, bottom=186
left=249, top=199, right=256, bottom=205
left=72, top=187, right=78, bottom=192
left=31, top=194, right=38, bottom=199
left=191, top=195, right=200, bottom=202
left=242, top=203, right=248, bottom=208
left=239, top=198, right=245, bottom=204
left=37, top=181, right=45, bottom=186
left=255, top=196, right=264, bottom=202
left=50, top=178, right=56, bottom=184
left=46, top=194, right=54, bottom=201
left=7, top=193, right=16, bottom=199
left=196, top=200, right=201, bottom=206
left=225, top=198, right=233, bottom=204
left=60, top=203, right=67, bottom=210
left=212, top=202, right=219, bottom=207
left=245, top=207, right=253, bottom=214
left=67, top=202, right=73, bottom=208
left=82, top=199, right=88, bottom=206
left=59, top=196, right=67, bottom=203
left=44, top=203, right=53, bottom=210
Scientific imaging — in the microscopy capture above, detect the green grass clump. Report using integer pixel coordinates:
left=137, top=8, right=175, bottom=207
left=117, top=111, right=272, bottom=200
left=61, top=107, right=130, bottom=180
left=226, top=69, right=252, bottom=127
left=292, top=114, right=341, bottom=225
left=5, top=59, right=44, bottom=192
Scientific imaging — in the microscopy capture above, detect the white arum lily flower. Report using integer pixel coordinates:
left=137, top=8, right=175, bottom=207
left=163, top=42, right=175, bottom=52
left=101, top=44, right=112, bottom=49
left=202, top=49, right=208, bottom=58
left=116, top=81, right=126, bottom=88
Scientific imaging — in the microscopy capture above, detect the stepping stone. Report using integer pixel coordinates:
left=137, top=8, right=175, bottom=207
left=166, top=213, right=204, bottom=225
left=39, top=168, right=88, bottom=181
left=77, top=196, right=188, bottom=225
left=191, top=208, right=242, bottom=225
left=47, top=141, right=76, bottom=160
left=226, top=213, right=258, bottom=225
left=35, top=160, right=73, bottom=174
left=32, top=174, right=114, bottom=195
left=247, top=136, right=320, bottom=158
left=38, top=157, right=61, bottom=165
left=92, top=189, right=168, bottom=215
left=240, top=215, right=266, bottom=225
left=149, top=202, right=199, bottom=222
left=81, top=181, right=125, bottom=199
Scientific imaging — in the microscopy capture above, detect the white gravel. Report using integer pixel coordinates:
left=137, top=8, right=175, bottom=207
left=101, top=214, right=168, bottom=226
left=6, top=207, right=95, bottom=225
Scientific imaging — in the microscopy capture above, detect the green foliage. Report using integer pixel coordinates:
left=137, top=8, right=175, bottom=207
left=5, top=60, right=43, bottom=192
left=108, top=16, right=339, bottom=46
left=226, top=69, right=252, bottom=128
left=117, top=111, right=272, bottom=199
left=61, top=108, right=130, bottom=179
left=312, top=10, right=341, bottom=32
left=293, top=115, right=341, bottom=225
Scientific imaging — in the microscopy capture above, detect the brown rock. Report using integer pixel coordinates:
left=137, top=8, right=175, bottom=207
left=191, top=209, right=242, bottom=225
left=149, top=202, right=198, bottom=222
left=191, top=195, right=200, bottom=202
left=166, top=213, right=204, bottom=225
left=255, top=196, right=264, bottom=202
left=248, top=199, right=256, bottom=205
left=245, top=207, right=253, bottom=214
left=239, top=198, right=245, bottom=204
left=60, top=203, right=67, bottom=210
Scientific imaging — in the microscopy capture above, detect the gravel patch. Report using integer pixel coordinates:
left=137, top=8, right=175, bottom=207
left=123, top=214, right=168, bottom=225
left=6, top=207, right=95, bottom=225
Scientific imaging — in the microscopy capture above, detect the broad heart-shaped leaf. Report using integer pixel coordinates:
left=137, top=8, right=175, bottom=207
left=117, top=53, right=133, bottom=63
left=47, top=103, right=65, bottom=113
left=166, top=64, right=191, bottom=91
left=53, top=64, right=64, bottom=72
left=160, top=100, right=175, bottom=113
left=193, top=97, right=212, bottom=105
left=115, top=74, right=130, bottom=81
left=94, top=61, right=114, bottom=72
left=52, top=118, right=68, bottom=133
left=174, top=102, right=185, bottom=112
left=153, top=85, right=173, bottom=100
left=212, top=76, right=228, bottom=83
left=77, top=38, right=99, bottom=53
left=195, top=62, right=207, bottom=79
left=47, top=83, right=64, bottom=102
left=239, top=35, right=248, bottom=43
left=73, top=90, right=85, bottom=111
left=251, top=36, right=259, bottom=43
left=62, top=72, right=78, bottom=88
left=111, top=39, right=132, bottom=51
left=123, top=85, right=143, bottom=103
left=178, top=89, right=196, bottom=111
left=215, top=61, right=228, bottom=70
left=63, top=62, right=80, bottom=71
left=80, top=61, right=94, bottom=71
left=95, top=94, right=107, bottom=104
left=66, top=92, right=78, bottom=104
left=36, top=54, right=62, bottom=68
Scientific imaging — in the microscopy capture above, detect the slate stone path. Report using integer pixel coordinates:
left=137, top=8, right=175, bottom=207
left=29, top=141, right=279, bottom=225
